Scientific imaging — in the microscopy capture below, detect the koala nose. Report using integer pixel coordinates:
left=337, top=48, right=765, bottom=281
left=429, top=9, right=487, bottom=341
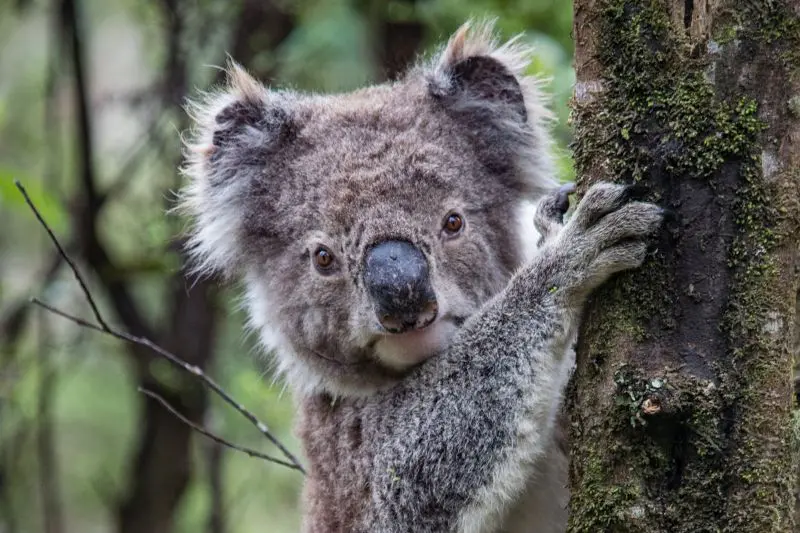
left=363, top=240, right=438, bottom=334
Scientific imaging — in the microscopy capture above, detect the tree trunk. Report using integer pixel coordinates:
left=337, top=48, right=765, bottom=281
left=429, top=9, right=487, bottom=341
left=568, top=1, right=800, bottom=532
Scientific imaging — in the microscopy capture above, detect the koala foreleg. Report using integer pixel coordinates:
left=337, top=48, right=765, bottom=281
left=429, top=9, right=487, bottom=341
left=364, top=183, right=662, bottom=533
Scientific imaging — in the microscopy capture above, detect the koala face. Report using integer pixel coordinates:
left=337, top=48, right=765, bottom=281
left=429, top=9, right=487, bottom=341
left=181, top=22, right=557, bottom=396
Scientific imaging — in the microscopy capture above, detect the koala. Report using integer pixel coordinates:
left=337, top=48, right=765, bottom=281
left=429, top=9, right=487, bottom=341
left=179, top=21, right=663, bottom=533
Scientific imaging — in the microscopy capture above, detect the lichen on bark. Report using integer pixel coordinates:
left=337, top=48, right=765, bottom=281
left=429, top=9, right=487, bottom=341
left=567, top=0, right=800, bottom=531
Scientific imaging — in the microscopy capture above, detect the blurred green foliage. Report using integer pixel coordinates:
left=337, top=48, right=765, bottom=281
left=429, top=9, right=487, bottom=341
left=0, top=0, right=574, bottom=532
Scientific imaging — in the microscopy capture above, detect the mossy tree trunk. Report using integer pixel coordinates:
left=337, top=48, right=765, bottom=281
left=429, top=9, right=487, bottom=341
left=567, top=1, right=800, bottom=531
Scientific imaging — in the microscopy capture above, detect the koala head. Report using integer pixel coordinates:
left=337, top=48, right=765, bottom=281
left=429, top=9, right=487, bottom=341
left=180, top=21, right=557, bottom=397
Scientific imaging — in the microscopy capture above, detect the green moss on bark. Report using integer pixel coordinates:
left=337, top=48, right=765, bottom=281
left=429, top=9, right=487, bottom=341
left=572, top=3, right=764, bottom=185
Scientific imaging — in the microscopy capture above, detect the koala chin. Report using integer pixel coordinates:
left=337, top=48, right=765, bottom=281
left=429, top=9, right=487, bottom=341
left=373, top=318, right=460, bottom=369
left=180, top=19, right=663, bottom=533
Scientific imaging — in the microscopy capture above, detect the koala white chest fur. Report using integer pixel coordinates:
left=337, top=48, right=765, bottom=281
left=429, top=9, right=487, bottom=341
left=180, top=20, right=662, bottom=533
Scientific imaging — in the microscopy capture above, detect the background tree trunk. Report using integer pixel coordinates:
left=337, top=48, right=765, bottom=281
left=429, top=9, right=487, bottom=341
left=568, top=1, right=799, bottom=531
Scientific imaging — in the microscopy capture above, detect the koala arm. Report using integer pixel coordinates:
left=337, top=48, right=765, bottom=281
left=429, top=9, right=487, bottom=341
left=363, top=183, right=662, bottom=533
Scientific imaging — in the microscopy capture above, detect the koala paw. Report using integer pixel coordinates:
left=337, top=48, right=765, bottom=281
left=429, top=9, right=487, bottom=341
left=534, top=182, right=576, bottom=247
left=543, top=182, right=663, bottom=302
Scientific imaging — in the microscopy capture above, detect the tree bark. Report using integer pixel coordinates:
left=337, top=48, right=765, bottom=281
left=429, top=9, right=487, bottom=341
left=568, top=1, right=800, bottom=532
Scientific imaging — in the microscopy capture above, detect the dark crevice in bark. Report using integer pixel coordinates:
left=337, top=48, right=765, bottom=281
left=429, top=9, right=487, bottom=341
left=650, top=164, right=737, bottom=383
left=683, top=0, right=693, bottom=29
left=795, top=288, right=800, bottom=405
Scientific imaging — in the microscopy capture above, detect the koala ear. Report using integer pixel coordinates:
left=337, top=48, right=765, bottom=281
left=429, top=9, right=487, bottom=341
left=179, top=63, right=295, bottom=276
left=425, top=21, right=557, bottom=196
left=194, top=62, right=295, bottom=182
left=429, top=23, right=528, bottom=121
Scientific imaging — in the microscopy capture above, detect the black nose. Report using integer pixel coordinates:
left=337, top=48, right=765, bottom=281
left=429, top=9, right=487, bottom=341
left=363, top=240, right=438, bottom=333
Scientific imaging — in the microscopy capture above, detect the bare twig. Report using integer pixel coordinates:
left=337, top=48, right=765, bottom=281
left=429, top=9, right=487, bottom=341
left=16, top=180, right=305, bottom=475
left=139, top=388, right=301, bottom=471
left=0, top=125, right=167, bottom=347
left=29, top=298, right=305, bottom=474
left=16, top=182, right=108, bottom=331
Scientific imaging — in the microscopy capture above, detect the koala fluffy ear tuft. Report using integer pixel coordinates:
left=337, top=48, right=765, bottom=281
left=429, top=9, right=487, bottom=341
left=424, top=20, right=557, bottom=196
left=429, top=22, right=528, bottom=122
left=204, top=63, right=295, bottom=174
left=179, top=63, right=295, bottom=277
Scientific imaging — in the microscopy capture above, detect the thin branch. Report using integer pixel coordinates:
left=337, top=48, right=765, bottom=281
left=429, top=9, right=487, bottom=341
left=139, top=388, right=301, bottom=472
left=30, top=299, right=103, bottom=332
left=30, top=298, right=304, bottom=474
left=17, top=181, right=306, bottom=475
left=16, top=183, right=108, bottom=331
left=1, top=122, right=164, bottom=346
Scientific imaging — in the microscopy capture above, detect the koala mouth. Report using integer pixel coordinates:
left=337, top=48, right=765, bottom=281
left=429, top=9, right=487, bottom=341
left=372, top=315, right=460, bottom=370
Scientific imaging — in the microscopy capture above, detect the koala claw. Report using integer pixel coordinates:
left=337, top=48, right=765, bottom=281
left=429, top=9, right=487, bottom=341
left=534, top=182, right=576, bottom=246
left=571, top=182, right=632, bottom=229
left=543, top=181, right=663, bottom=302
left=554, top=182, right=576, bottom=215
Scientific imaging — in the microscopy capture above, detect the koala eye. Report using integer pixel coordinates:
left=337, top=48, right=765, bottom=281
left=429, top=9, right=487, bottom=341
left=442, top=212, right=464, bottom=235
left=313, top=246, right=336, bottom=272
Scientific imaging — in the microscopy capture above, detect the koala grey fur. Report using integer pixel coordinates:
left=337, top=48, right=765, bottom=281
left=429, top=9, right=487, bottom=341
left=179, top=21, right=663, bottom=533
